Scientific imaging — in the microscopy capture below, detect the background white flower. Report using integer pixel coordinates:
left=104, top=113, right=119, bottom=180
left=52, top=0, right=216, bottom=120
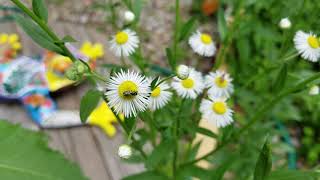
left=294, top=31, right=320, bottom=62
left=105, top=70, right=150, bottom=117
left=148, top=78, right=172, bottom=110
left=110, top=29, right=139, bottom=57
left=205, top=70, right=234, bottom=98
left=189, top=31, right=216, bottom=57
left=200, top=97, right=233, bottom=128
left=172, top=68, right=204, bottom=99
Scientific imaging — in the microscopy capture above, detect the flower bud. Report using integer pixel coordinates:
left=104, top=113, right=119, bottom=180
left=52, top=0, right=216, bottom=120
left=176, top=65, right=190, bottom=80
left=65, top=67, right=78, bottom=81
left=279, top=18, right=291, bottom=29
left=75, top=61, right=88, bottom=74
left=118, top=144, right=132, bottom=159
left=309, top=85, right=319, bottom=95
left=124, top=11, right=135, bottom=23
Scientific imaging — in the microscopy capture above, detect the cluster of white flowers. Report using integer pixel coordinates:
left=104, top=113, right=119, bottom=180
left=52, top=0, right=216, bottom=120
left=106, top=28, right=234, bottom=129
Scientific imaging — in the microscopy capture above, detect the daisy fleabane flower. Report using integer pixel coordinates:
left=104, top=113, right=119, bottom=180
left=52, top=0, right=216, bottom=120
left=110, top=29, right=139, bottom=57
left=105, top=70, right=150, bottom=117
left=148, top=78, right=172, bottom=110
left=200, top=97, right=234, bottom=128
left=205, top=70, right=234, bottom=98
left=189, top=30, right=216, bottom=57
left=171, top=68, right=204, bottom=99
left=294, top=31, right=320, bottom=62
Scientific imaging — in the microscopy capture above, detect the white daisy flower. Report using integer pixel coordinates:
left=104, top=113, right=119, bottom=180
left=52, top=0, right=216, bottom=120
left=294, top=31, right=320, bottom=62
left=171, top=68, right=204, bottom=99
left=205, top=70, right=233, bottom=98
left=200, top=97, right=234, bottom=128
left=188, top=31, right=216, bottom=57
left=118, top=144, right=132, bottom=159
left=110, top=29, right=139, bottom=57
left=105, top=70, right=150, bottom=117
left=176, top=64, right=190, bottom=80
left=279, top=17, right=291, bottom=29
left=148, top=78, right=172, bottom=110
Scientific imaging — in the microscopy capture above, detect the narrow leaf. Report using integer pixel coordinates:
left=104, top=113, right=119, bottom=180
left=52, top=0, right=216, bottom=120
left=179, top=17, right=197, bottom=41
left=80, top=89, right=101, bottom=122
left=61, top=35, right=77, bottom=43
left=254, top=140, right=272, bottom=180
left=146, top=139, right=174, bottom=168
left=166, top=48, right=175, bottom=70
left=14, top=15, right=63, bottom=54
left=150, top=76, right=160, bottom=90
left=196, top=127, right=218, bottom=138
left=217, top=8, right=227, bottom=42
left=32, top=0, right=48, bottom=23
left=272, top=64, right=288, bottom=92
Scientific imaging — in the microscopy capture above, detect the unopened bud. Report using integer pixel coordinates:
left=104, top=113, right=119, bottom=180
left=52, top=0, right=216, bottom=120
left=118, top=144, right=132, bottom=159
left=176, top=65, right=190, bottom=80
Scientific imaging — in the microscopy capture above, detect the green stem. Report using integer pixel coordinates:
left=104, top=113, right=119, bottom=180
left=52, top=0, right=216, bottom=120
left=154, top=74, right=176, bottom=89
left=173, top=0, right=180, bottom=68
left=173, top=99, right=184, bottom=179
left=181, top=72, right=320, bottom=166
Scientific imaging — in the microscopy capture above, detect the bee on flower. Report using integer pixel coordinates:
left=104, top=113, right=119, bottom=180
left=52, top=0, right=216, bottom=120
left=148, top=78, right=172, bottom=111
left=105, top=70, right=150, bottom=117
left=294, top=31, right=320, bottom=62
left=205, top=70, right=233, bottom=98
left=200, top=97, right=234, bottom=128
left=171, top=68, right=204, bottom=99
left=110, top=29, right=139, bottom=57
left=189, top=30, right=216, bottom=57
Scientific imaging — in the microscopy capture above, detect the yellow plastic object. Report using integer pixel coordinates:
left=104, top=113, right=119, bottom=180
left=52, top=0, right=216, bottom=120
left=45, top=55, right=74, bottom=91
left=80, top=41, right=104, bottom=60
left=88, top=101, right=123, bottom=137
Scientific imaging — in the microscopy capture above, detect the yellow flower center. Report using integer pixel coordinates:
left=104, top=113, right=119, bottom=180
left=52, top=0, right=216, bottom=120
left=118, top=81, right=138, bottom=99
left=115, top=31, right=129, bottom=45
left=212, top=102, right=227, bottom=115
left=201, top=33, right=213, bottom=44
left=151, top=87, right=161, bottom=97
left=215, top=77, right=228, bottom=88
left=181, top=78, right=195, bottom=89
left=307, top=36, right=320, bottom=49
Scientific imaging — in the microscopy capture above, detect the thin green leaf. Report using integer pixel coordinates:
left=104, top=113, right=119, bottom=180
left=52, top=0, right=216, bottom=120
left=146, top=139, right=174, bottom=169
left=122, top=171, right=169, bottom=180
left=61, top=35, right=77, bottom=43
left=80, top=89, right=101, bottom=122
left=177, top=165, right=211, bottom=179
left=150, top=76, right=160, bottom=90
left=196, top=127, right=218, bottom=138
left=32, top=0, right=48, bottom=23
left=186, top=141, right=202, bottom=161
left=14, top=15, right=63, bottom=54
left=0, top=120, right=87, bottom=180
left=166, top=48, right=175, bottom=70
left=254, top=140, right=272, bottom=180
left=132, top=0, right=144, bottom=21
left=217, top=8, right=228, bottom=42
left=179, top=17, right=197, bottom=41
left=272, top=64, right=288, bottom=92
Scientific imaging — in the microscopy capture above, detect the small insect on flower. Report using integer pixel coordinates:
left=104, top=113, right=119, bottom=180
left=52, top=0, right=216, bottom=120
left=189, top=31, right=216, bottom=57
left=105, top=70, right=150, bottom=117
left=172, top=68, right=204, bottom=99
left=118, top=144, right=132, bottom=159
left=110, top=29, right=139, bottom=57
left=294, top=31, right=320, bottom=62
left=176, top=64, right=190, bottom=80
left=205, top=70, right=233, bottom=98
left=148, top=78, right=172, bottom=111
left=200, top=97, right=234, bottom=128
left=279, top=17, right=291, bottom=29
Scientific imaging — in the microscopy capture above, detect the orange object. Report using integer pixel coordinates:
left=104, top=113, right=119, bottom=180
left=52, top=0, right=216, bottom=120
left=202, top=0, right=219, bottom=16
